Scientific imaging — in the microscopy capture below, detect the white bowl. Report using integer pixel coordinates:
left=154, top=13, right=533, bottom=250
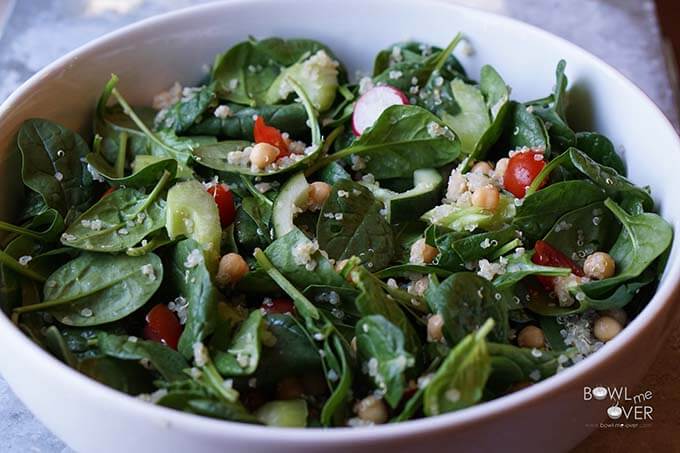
left=1, top=1, right=679, bottom=452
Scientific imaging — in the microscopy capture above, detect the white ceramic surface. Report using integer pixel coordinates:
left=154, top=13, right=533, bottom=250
left=0, top=1, right=679, bottom=452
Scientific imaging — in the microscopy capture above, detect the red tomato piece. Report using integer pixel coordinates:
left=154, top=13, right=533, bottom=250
left=261, top=298, right=296, bottom=315
left=503, top=150, right=547, bottom=198
left=206, top=183, right=236, bottom=226
left=101, top=186, right=116, bottom=199
left=253, top=116, right=289, bottom=157
left=143, top=304, right=182, bottom=350
left=532, top=240, right=584, bottom=291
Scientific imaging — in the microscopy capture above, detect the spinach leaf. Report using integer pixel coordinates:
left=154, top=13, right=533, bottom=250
left=485, top=342, right=560, bottom=394
left=0, top=263, right=20, bottom=314
left=0, top=207, right=64, bottom=244
left=85, top=154, right=178, bottom=189
left=576, top=132, right=625, bottom=176
left=542, top=201, right=619, bottom=267
left=60, top=172, right=170, bottom=252
left=18, top=119, right=94, bottom=220
left=423, top=318, right=494, bottom=415
left=169, top=239, right=219, bottom=359
left=14, top=253, right=163, bottom=326
left=351, top=266, right=420, bottom=354
left=434, top=226, right=520, bottom=271
left=253, top=313, right=323, bottom=386
left=214, top=310, right=263, bottom=376
left=158, top=391, right=259, bottom=424
left=492, top=252, right=571, bottom=289
left=580, top=198, right=672, bottom=297
left=317, top=180, right=395, bottom=271
left=374, top=264, right=452, bottom=279
left=192, top=77, right=322, bottom=177
left=425, top=272, right=508, bottom=344
left=234, top=197, right=273, bottom=251
left=45, top=325, right=79, bottom=367
left=78, top=357, right=154, bottom=395
left=307, top=105, right=460, bottom=179
left=263, top=229, right=352, bottom=296
left=155, top=84, right=217, bottom=133
left=188, top=102, right=309, bottom=140
left=533, top=60, right=575, bottom=152
left=440, top=66, right=510, bottom=162
left=97, top=332, right=189, bottom=382
left=514, top=180, right=606, bottom=243
left=356, top=315, right=415, bottom=408
left=502, top=101, right=549, bottom=151
left=212, top=37, right=343, bottom=106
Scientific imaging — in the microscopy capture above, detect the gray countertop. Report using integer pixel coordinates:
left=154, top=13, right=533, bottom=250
left=0, top=1, right=676, bottom=452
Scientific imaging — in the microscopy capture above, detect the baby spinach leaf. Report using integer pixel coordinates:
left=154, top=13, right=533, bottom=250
left=0, top=208, right=64, bottom=243
left=214, top=310, right=263, bottom=376
left=263, top=228, right=352, bottom=295
left=514, top=180, right=606, bottom=243
left=253, top=314, right=323, bottom=386
left=425, top=272, right=508, bottom=344
left=85, top=154, right=178, bottom=189
left=158, top=392, right=259, bottom=424
left=374, top=264, right=452, bottom=279
left=14, top=253, right=163, bottom=326
left=78, top=357, right=154, bottom=395
left=575, top=132, right=625, bottom=176
left=309, top=105, right=460, bottom=179
left=45, top=325, right=79, bottom=367
left=492, top=252, right=571, bottom=289
left=18, top=119, right=94, bottom=220
left=61, top=178, right=168, bottom=253
left=423, top=318, right=494, bottom=416
left=234, top=197, right=273, bottom=251
left=155, top=83, right=217, bottom=133
left=580, top=198, right=672, bottom=297
left=372, top=40, right=467, bottom=81
left=542, top=201, right=619, bottom=267
left=0, top=263, right=20, bottom=314
left=351, top=266, right=421, bottom=354
left=169, top=239, right=219, bottom=359
left=317, top=180, right=395, bottom=271
left=356, top=315, right=415, bottom=408
left=440, top=66, right=510, bottom=162
left=188, top=102, right=309, bottom=140
left=97, top=332, right=189, bottom=382
left=212, top=37, right=343, bottom=106
left=485, top=342, right=560, bottom=395
left=434, top=226, right=520, bottom=271
left=533, top=60, right=575, bottom=152
left=502, top=101, right=549, bottom=151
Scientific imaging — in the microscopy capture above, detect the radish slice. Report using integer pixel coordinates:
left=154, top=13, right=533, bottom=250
left=352, top=85, right=409, bottom=136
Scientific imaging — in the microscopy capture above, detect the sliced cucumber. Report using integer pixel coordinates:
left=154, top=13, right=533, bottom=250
left=362, top=169, right=443, bottom=224
left=255, top=399, right=308, bottom=427
left=266, top=51, right=339, bottom=112
left=272, top=172, right=309, bottom=238
left=166, top=180, right=221, bottom=270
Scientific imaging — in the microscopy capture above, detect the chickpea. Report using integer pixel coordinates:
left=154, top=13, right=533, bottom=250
left=355, top=396, right=388, bottom=424
left=427, top=314, right=445, bottom=343
left=517, top=325, right=545, bottom=349
left=494, top=158, right=510, bottom=181
left=409, top=276, right=429, bottom=296
left=215, top=253, right=249, bottom=287
left=471, top=161, right=493, bottom=175
left=249, top=143, right=280, bottom=169
left=471, top=184, right=500, bottom=211
left=276, top=377, right=305, bottom=400
left=583, top=252, right=616, bottom=280
left=307, top=181, right=332, bottom=211
left=409, top=238, right=438, bottom=264
left=593, top=316, right=623, bottom=342
left=600, top=308, right=627, bottom=326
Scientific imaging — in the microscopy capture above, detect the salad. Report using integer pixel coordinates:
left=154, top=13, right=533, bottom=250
left=0, top=34, right=672, bottom=428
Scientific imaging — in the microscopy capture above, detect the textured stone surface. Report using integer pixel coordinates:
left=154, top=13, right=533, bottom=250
left=0, top=1, right=676, bottom=452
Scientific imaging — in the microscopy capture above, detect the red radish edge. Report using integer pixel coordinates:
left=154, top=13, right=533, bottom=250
left=352, top=84, right=409, bottom=136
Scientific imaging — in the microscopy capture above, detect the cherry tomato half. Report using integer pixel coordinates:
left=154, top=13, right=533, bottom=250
left=143, top=304, right=182, bottom=350
left=503, top=150, right=547, bottom=198
left=206, top=183, right=236, bottom=227
left=261, top=298, right=296, bottom=315
left=532, top=240, right=583, bottom=291
left=254, top=116, right=289, bottom=157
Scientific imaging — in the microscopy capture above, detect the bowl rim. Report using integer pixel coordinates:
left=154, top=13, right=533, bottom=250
left=1, top=0, right=679, bottom=443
